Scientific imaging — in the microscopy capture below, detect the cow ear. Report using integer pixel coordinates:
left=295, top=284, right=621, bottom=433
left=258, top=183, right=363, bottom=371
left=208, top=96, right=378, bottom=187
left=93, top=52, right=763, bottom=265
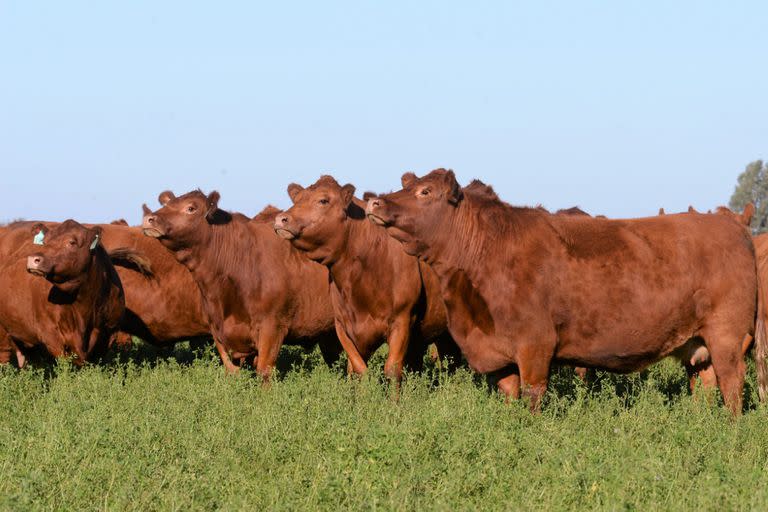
left=89, top=226, right=102, bottom=251
left=658, top=208, right=666, bottom=216
left=205, top=191, right=221, bottom=222
left=401, top=172, right=417, bottom=189
left=142, top=204, right=153, bottom=216
left=158, top=190, right=176, bottom=206
left=31, top=223, right=47, bottom=245
left=362, top=191, right=377, bottom=201
left=742, top=203, right=756, bottom=227
left=443, top=170, right=463, bottom=206
left=287, top=183, right=304, bottom=203
left=340, top=184, right=356, bottom=208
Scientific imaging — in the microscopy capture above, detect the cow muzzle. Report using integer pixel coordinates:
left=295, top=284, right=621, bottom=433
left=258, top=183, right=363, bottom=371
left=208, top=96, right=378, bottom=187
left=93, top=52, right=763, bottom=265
left=275, top=228, right=296, bottom=240
left=365, top=198, right=389, bottom=226
left=274, top=214, right=298, bottom=240
left=142, top=216, right=165, bottom=238
left=26, top=254, right=50, bottom=277
left=142, top=228, right=164, bottom=238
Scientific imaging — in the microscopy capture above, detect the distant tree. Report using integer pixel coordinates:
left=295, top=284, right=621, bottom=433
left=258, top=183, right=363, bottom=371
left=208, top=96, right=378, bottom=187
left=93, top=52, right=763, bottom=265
left=729, top=160, right=768, bottom=234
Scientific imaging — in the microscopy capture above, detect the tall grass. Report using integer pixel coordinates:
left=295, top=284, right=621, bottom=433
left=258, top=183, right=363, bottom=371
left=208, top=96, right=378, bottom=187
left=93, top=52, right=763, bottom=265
left=1, top=343, right=767, bottom=511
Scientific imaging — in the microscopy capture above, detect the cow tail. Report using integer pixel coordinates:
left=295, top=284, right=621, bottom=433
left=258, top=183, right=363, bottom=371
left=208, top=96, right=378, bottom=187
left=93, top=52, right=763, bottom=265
left=755, top=260, right=768, bottom=402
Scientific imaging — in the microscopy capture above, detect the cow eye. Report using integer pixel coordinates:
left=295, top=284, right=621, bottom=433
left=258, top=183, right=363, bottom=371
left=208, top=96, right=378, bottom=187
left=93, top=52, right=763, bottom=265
left=186, top=205, right=196, bottom=213
left=319, top=198, right=330, bottom=205
left=68, top=239, right=77, bottom=247
left=420, top=188, right=431, bottom=196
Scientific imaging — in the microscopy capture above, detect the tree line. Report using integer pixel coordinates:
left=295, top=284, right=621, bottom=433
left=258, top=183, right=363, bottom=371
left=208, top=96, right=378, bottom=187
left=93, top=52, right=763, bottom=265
left=730, top=159, right=768, bottom=234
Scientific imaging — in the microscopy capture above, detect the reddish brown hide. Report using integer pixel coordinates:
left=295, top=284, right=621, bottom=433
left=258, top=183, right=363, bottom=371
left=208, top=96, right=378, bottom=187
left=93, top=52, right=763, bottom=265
left=654, top=204, right=760, bottom=392
left=367, top=169, right=765, bottom=414
left=96, top=223, right=210, bottom=348
left=753, top=233, right=768, bottom=399
left=0, top=222, right=210, bottom=352
left=142, top=189, right=341, bottom=379
left=0, top=220, right=124, bottom=365
left=273, top=175, right=461, bottom=382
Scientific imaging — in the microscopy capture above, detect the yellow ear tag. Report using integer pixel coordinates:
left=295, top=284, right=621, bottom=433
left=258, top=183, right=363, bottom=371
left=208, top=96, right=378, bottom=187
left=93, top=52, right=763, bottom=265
left=33, top=231, right=45, bottom=245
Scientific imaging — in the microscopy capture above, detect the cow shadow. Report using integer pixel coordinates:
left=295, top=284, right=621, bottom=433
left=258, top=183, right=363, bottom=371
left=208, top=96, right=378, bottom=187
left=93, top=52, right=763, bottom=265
left=100, top=337, right=213, bottom=368
left=545, top=359, right=760, bottom=413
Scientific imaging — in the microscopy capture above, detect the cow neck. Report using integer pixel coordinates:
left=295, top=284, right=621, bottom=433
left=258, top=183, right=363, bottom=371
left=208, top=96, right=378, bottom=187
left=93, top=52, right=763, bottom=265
left=420, top=198, right=545, bottom=289
left=168, top=223, right=216, bottom=272
left=52, top=247, right=112, bottom=317
left=417, top=202, right=473, bottom=271
left=180, top=219, right=250, bottom=290
left=326, top=216, right=378, bottom=285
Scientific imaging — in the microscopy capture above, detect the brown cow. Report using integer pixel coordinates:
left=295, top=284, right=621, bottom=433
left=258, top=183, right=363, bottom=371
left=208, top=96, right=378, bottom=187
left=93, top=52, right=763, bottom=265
left=272, top=175, right=461, bottom=382
left=653, top=205, right=759, bottom=393
left=0, top=222, right=210, bottom=350
left=141, top=190, right=341, bottom=379
left=97, top=223, right=210, bottom=348
left=571, top=205, right=752, bottom=391
left=0, top=220, right=124, bottom=365
left=0, top=223, right=32, bottom=366
left=0, top=327, right=21, bottom=366
left=366, top=169, right=765, bottom=414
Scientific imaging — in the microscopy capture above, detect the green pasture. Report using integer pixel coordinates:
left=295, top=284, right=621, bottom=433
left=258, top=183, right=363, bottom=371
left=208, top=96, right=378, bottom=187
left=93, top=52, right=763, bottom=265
left=1, top=343, right=767, bottom=511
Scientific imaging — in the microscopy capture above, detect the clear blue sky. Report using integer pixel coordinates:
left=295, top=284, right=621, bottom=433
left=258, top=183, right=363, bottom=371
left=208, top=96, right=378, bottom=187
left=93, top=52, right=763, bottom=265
left=1, top=1, right=766, bottom=224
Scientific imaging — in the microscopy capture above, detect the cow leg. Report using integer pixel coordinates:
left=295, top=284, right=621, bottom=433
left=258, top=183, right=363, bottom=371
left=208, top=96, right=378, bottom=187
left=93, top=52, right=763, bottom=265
left=698, top=364, right=718, bottom=389
left=14, top=345, right=26, bottom=369
left=86, top=328, right=111, bottom=362
left=110, top=331, right=134, bottom=350
left=0, top=350, right=10, bottom=365
left=214, top=338, right=239, bottom=374
left=334, top=319, right=368, bottom=375
left=684, top=362, right=718, bottom=393
left=495, top=367, right=521, bottom=401
left=0, top=330, right=24, bottom=368
left=698, top=364, right=719, bottom=403
left=45, top=340, right=68, bottom=362
left=684, top=362, right=718, bottom=407
left=69, top=342, right=88, bottom=367
left=517, top=341, right=555, bottom=413
left=384, top=315, right=412, bottom=384
left=254, top=322, right=288, bottom=383
left=0, top=333, right=12, bottom=365
left=702, top=327, right=746, bottom=415
left=684, top=364, right=699, bottom=394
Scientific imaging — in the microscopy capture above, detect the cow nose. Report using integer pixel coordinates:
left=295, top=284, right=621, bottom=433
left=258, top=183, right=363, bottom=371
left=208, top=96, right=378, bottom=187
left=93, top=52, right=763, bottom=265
left=370, top=199, right=381, bottom=209
left=27, top=255, right=43, bottom=269
left=279, top=215, right=290, bottom=225
left=146, top=216, right=155, bottom=225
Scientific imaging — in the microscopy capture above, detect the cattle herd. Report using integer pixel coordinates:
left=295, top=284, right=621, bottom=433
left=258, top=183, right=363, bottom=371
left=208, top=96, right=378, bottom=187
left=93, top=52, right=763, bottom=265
left=1, top=169, right=766, bottom=415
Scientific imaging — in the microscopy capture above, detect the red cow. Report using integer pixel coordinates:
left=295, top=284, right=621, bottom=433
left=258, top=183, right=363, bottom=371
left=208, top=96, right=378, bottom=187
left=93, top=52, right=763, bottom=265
left=366, top=169, right=765, bottom=414
left=0, top=220, right=124, bottom=365
left=97, top=223, right=210, bottom=348
left=273, top=175, right=461, bottom=382
left=141, top=190, right=341, bottom=379
left=1, top=221, right=210, bottom=351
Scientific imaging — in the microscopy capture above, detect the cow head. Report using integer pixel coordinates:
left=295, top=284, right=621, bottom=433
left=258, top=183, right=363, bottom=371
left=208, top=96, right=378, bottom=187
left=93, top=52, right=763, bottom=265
left=274, top=175, right=358, bottom=264
left=365, top=169, right=462, bottom=256
left=26, top=220, right=102, bottom=293
left=141, top=189, right=225, bottom=250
